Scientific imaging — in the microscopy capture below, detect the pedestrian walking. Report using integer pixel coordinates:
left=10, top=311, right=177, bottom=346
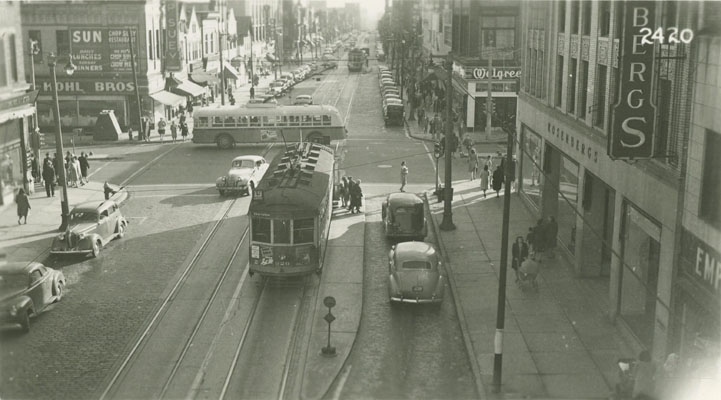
left=346, top=176, right=355, bottom=211
left=479, top=165, right=490, bottom=197
left=417, top=107, right=425, bottom=127
left=170, top=119, right=178, bottom=143
left=339, top=176, right=349, bottom=207
left=486, top=155, right=494, bottom=171
left=450, top=133, right=459, bottom=158
left=511, top=236, right=529, bottom=282
left=468, top=148, right=478, bottom=181
left=15, top=188, right=30, bottom=225
left=79, top=152, right=90, bottom=184
left=157, top=117, right=167, bottom=143
left=462, top=132, right=473, bottom=157
left=526, top=226, right=536, bottom=253
left=181, top=122, right=189, bottom=142
left=30, top=154, right=39, bottom=183
left=70, top=156, right=81, bottom=188
left=350, top=179, right=363, bottom=214
left=492, top=165, right=503, bottom=197
left=399, top=161, right=408, bottom=192
left=534, top=218, right=547, bottom=256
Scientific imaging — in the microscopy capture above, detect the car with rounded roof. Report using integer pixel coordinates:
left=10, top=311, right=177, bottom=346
left=0, top=262, right=66, bottom=332
left=387, top=241, right=445, bottom=305
left=51, top=200, right=128, bottom=258
left=382, top=192, right=427, bottom=241
left=216, top=155, right=268, bottom=197
left=293, top=94, right=313, bottom=105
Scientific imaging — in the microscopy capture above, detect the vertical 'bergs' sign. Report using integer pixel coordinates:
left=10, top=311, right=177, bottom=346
left=165, top=0, right=182, bottom=72
left=609, top=2, right=656, bottom=159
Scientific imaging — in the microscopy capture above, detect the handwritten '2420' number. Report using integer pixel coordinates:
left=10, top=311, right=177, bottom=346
left=639, top=27, right=694, bottom=45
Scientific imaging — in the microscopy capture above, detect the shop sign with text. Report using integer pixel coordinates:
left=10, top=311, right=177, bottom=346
left=681, top=229, right=721, bottom=299
left=472, top=67, right=522, bottom=80
left=69, top=27, right=138, bottom=73
left=38, top=80, right=136, bottom=94
left=165, top=1, right=182, bottom=72
left=609, top=2, right=656, bottom=159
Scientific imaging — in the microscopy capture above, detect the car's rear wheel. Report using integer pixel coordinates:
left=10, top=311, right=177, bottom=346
left=117, top=222, right=125, bottom=239
left=91, top=240, right=101, bottom=258
left=216, top=134, right=234, bottom=149
left=20, top=310, right=30, bottom=333
left=54, top=281, right=65, bottom=302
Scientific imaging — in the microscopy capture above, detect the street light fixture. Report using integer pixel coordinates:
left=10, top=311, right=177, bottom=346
left=48, top=52, right=76, bottom=231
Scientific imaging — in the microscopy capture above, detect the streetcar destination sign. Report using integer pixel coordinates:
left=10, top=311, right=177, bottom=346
left=609, top=1, right=657, bottom=160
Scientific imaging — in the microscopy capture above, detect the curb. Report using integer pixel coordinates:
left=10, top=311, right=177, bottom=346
left=423, top=191, right=487, bottom=400
left=403, top=117, right=508, bottom=145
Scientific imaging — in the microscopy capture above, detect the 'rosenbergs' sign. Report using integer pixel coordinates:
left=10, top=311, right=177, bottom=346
left=609, top=2, right=657, bottom=159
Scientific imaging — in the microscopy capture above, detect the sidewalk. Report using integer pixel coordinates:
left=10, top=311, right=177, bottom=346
left=425, top=181, right=635, bottom=398
left=0, top=180, right=109, bottom=262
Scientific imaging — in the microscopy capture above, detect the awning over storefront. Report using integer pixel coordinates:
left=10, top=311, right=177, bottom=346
left=173, top=79, right=206, bottom=97
left=150, top=90, right=186, bottom=107
left=189, top=71, right=220, bottom=86
left=222, top=64, right=241, bottom=80
left=266, top=53, right=277, bottom=62
left=0, top=104, right=35, bottom=124
left=421, top=71, right=438, bottom=82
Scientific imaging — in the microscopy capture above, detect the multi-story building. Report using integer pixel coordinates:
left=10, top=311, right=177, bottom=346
left=674, top=3, right=721, bottom=385
left=517, top=0, right=720, bottom=371
left=0, top=1, right=34, bottom=206
left=21, top=0, right=205, bottom=133
left=419, top=0, right=451, bottom=57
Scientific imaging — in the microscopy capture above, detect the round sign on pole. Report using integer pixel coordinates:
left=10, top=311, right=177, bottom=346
left=323, top=296, right=336, bottom=308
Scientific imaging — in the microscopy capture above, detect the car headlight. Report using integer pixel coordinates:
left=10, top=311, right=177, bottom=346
left=58, top=234, right=65, bottom=240
left=10, top=305, right=18, bottom=316
left=78, top=233, right=86, bottom=239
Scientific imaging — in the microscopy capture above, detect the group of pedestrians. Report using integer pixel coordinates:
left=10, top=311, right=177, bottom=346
left=338, top=176, right=363, bottom=214
left=508, top=216, right=557, bottom=284
left=155, top=113, right=190, bottom=144
left=525, top=216, right=559, bottom=259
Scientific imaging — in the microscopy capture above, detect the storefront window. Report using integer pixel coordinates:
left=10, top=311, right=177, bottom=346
left=521, top=126, right=543, bottom=208
left=620, top=203, right=660, bottom=348
left=557, top=153, right=579, bottom=254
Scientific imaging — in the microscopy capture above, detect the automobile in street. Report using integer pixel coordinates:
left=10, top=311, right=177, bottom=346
left=382, top=87, right=401, bottom=97
left=216, top=155, right=269, bottom=196
left=384, top=93, right=401, bottom=102
left=293, top=95, right=313, bottom=105
left=382, top=192, right=427, bottom=241
left=383, top=103, right=405, bottom=127
left=0, top=262, right=66, bottom=332
left=269, top=81, right=285, bottom=96
left=387, top=242, right=445, bottom=305
left=50, top=199, right=129, bottom=258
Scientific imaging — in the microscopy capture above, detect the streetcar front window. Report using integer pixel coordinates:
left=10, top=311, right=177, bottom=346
left=252, top=217, right=271, bottom=243
left=293, top=218, right=314, bottom=244
left=273, top=220, right=291, bottom=244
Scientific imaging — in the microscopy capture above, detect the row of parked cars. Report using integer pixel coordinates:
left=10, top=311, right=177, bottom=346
left=378, top=66, right=405, bottom=127
left=1, top=187, right=129, bottom=332
left=264, top=64, right=317, bottom=99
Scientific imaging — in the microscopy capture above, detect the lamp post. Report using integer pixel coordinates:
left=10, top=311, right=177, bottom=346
left=48, top=53, right=76, bottom=231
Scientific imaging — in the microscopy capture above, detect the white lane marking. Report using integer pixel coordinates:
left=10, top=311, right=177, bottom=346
left=377, top=165, right=392, bottom=168
left=129, top=183, right=213, bottom=188
left=129, top=194, right=219, bottom=198
left=331, top=365, right=352, bottom=400
left=185, top=262, right=251, bottom=400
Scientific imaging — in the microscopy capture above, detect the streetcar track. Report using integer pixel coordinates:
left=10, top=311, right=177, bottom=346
left=99, top=143, right=275, bottom=400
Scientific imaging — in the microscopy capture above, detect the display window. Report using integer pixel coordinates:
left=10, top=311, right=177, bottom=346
left=557, top=151, right=579, bottom=254
left=620, top=202, right=661, bottom=348
left=520, top=125, right=543, bottom=209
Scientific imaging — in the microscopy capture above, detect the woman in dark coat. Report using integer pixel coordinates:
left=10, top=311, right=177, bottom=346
left=511, top=236, right=529, bottom=282
left=16, top=188, right=30, bottom=224
left=491, top=165, right=504, bottom=197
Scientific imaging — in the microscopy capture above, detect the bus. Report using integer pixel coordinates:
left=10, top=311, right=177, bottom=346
left=248, top=142, right=336, bottom=277
left=348, top=48, right=365, bottom=72
left=192, top=103, right=347, bottom=149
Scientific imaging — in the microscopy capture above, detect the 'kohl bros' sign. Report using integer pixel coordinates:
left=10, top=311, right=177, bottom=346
left=39, top=79, right=137, bottom=94
left=609, top=1, right=656, bottom=159
left=452, top=63, right=522, bottom=81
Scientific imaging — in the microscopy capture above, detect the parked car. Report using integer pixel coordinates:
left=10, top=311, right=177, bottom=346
left=382, top=193, right=427, bottom=241
left=216, top=155, right=269, bottom=197
left=382, top=88, right=401, bottom=97
left=387, top=242, right=445, bottom=305
left=269, top=81, right=285, bottom=96
left=384, top=93, right=402, bottom=102
left=0, top=262, right=66, bottom=332
left=293, top=95, right=313, bottom=105
left=383, top=103, right=405, bottom=127
left=51, top=199, right=129, bottom=258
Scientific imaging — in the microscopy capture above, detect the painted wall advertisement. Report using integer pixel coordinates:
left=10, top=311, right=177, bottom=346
left=609, top=1, right=656, bottom=159
left=69, top=27, right=138, bottom=73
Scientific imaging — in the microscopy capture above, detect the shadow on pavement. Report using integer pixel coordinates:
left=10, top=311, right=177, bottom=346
left=158, top=188, right=229, bottom=208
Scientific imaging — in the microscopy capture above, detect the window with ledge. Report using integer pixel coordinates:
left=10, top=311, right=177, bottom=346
left=567, top=58, right=577, bottom=114
left=558, top=1, right=566, bottom=33
left=555, top=55, right=564, bottom=107
left=8, top=34, right=17, bottom=83
left=699, top=130, right=721, bottom=228
left=594, top=64, right=607, bottom=128
left=582, top=0, right=591, bottom=35
left=599, top=1, right=611, bottom=37
left=252, top=217, right=271, bottom=243
left=293, top=218, right=314, bottom=244
left=578, top=60, right=588, bottom=118
left=273, top=220, right=291, bottom=244
left=571, top=1, right=580, bottom=34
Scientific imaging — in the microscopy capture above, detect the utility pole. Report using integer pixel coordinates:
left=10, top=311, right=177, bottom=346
left=440, top=51, right=455, bottom=231
left=219, top=30, right=226, bottom=105
left=128, top=28, right=142, bottom=141
left=486, top=52, right=493, bottom=140
left=492, top=118, right=515, bottom=391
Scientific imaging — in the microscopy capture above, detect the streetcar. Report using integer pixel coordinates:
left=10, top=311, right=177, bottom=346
left=248, top=142, right=336, bottom=277
left=192, top=103, right=347, bottom=148
left=348, top=48, right=366, bottom=72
